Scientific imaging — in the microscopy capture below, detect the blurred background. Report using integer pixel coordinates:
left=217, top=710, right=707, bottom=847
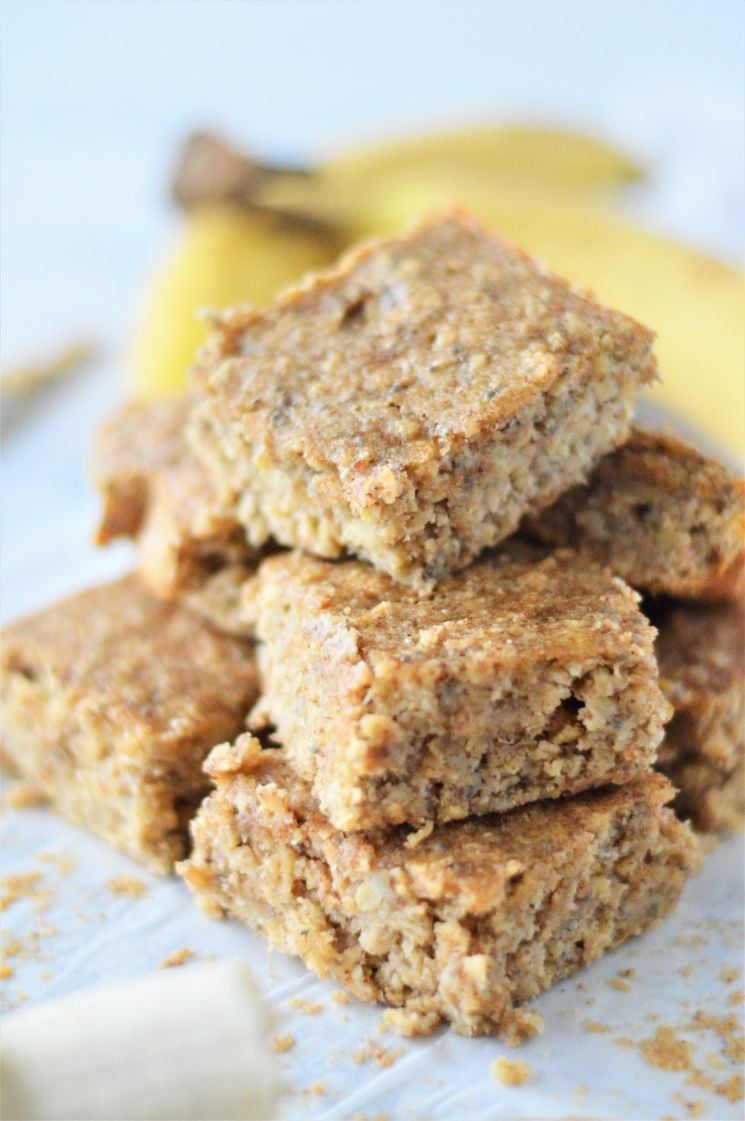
left=1, top=0, right=743, bottom=611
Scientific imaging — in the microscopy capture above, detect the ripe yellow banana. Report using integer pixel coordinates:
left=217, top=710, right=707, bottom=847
left=131, top=204, right=341, bottom=398
left=259, top=124, right=641, bottom=228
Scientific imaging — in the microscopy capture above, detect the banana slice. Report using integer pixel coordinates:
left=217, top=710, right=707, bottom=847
left=1, top=960, right=281, bottom=1120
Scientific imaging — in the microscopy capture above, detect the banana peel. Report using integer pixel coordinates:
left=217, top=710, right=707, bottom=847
left=131, top=204, right=342, bottom=398
left=259, top=125, right=641, bottom=226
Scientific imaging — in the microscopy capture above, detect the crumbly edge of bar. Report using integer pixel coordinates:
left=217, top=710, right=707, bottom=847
left=661, top=756, right=745, bottom=833
left=250, top=575, right=669, bottom=829
left=657, top=678, right=744, bottom=832
left=134, top=489, right=254, bottom=601
left=0, top=668, right=235, bottom=872
left=190, top=351, right=640, bottom=586
left=526, top=447, right=745, bottom=601
left=179, top=772, right=698, bottom=1037
left=181, top=564, right=259, bottom=639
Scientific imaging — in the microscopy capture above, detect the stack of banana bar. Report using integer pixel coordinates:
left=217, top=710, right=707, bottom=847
left=3, top=212, right=742, bottom=1039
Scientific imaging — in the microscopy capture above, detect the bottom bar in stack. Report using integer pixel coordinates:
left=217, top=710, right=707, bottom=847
left=180, top=736, right=700, bottom=1039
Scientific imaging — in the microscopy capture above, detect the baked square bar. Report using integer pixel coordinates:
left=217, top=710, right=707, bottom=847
left=246, top=548, right=670, bottom=830
left=180, top=742, right=699, bottom=1038
left=191, top=210, right=656, bottom=586
left=94, top=398, right=257, bottom=636
left=0, top=575, right=259, bottom=871
left=655, top=600, right=745, bottom=832
left=526, top=427, right=745, bottom=600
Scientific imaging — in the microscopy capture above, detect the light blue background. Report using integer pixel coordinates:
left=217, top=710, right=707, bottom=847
left=2, top=0, right=743, bottom=364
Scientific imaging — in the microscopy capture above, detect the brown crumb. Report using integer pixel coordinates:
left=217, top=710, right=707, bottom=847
left=584, top=1019, right=611, bottom=1034
left=720, top=967, right=741, bottom=985
left=502, top=1008, right=544, bottom=1046
left=309, top=1082, right=326, bottom=1096
left=640, top=1026, right=694, bottom=1071
left=272, top=1033, right=295, bottom=1054
left=490, top=1057, right=532, bottom=1086
left=728, top=988, right=743, bottom=1008
left=0, top=871, right=52, bottom=912
left=37, top=852, right=76, bottom=875
left=353, top=1041, right=404, bottom=1069
left=686, top=1010, right=744, bottom=1064
left=0, top=964, right=14, bottom=980
left=619, top=967, right=636, bottom=979
left=331, top=990, right=350, bottom=1005
left=159, top=948, right=194, bottom=969
left=608, top=978, right=630, bottom=992
left=679, top=964, right=694, bottom=977
left=404, top=821, right=434, bottom=849
left=6, top=782, right=47, bottom=810
left=106, top=876, right=148, bottom=900
left=290, top=997, right=325, bottom=1015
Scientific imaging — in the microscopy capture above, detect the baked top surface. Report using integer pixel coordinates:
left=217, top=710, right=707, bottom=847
left=205, top=740, right=681, bottom=915
left=251, top=546, right=654, bottom=667
left=1, top=574, right=258, bottom=745
left=194, top=210, right=655, bottom=479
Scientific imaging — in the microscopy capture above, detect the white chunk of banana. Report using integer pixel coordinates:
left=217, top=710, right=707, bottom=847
left=1, top=960, right=281, bottom=1120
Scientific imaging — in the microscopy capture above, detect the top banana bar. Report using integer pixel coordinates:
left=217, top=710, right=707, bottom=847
left=189, top=210, right=656, bottom=587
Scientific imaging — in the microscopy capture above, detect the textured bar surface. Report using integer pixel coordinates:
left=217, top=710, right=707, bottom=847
left=191, top=210, right=656, bottom=586
left=656, top=600, right=745, bottom=832
left=527, top=427, right=745, bottom=600
left=94, top=397, right=257, bottom=635
left=247, top=547, right=670, bottom=830
left=180, top=743, right=699, bottom=1038
left=0, top=575, right=260, bottom=870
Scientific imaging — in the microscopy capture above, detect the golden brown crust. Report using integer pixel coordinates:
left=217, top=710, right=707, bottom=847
left=655, top=600, right=745, bottom=831
left=180, top=749, right=700, bottom=1037
left=93, top=398, right=257, bottom=602
left=527, top=427, right=745, bottom=601
left=247, top=546, right=670, bottom=830
left=191, top=210, right=656, bottom=584
left=0, top=575, right=259, bottom=870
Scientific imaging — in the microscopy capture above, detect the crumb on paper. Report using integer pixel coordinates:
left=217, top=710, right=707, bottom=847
left=0, top=339, right=96, bottom=398
left=0, top=871, right=52, bottom=912
left=728, top=988, right=744, bottom=1008
left=106, top=875, right=148, bottom=900
left=608, top=977, right=630, bottom=992
left=679, top=964, right=694, bottom=977
left=0, top=964, right=14, bottom=980
left=309, top=1082, right=326, bottom=1096
left=331, top=989, right=350, bottom=1005
left=584, top=1019, right=611, bottom=1034
left=618, top=967, right=636, bottom=980
left=39, top=970, right=53, bottom=982
left=490, top=1057, right=532, bottom=1086
left=640, top=1026, right=694, bottom=1071
left=272, top=1033, right=295, bottom=1054
left=6, top=782, right=47, bottom=811
left=353, top=1040, right=404, bottom=1069
left=37, top=852, right=76, bottom=875
left=720, top=967, right=740, bottom=985
left=159, top=947, right=194, bottom=969
left=290, top=997, right=325, bottom=1015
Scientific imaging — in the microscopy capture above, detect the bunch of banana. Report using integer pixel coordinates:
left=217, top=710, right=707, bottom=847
left=132, top=125, right=640, bottom=399
left=133, top=125, right=744, bottom=457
